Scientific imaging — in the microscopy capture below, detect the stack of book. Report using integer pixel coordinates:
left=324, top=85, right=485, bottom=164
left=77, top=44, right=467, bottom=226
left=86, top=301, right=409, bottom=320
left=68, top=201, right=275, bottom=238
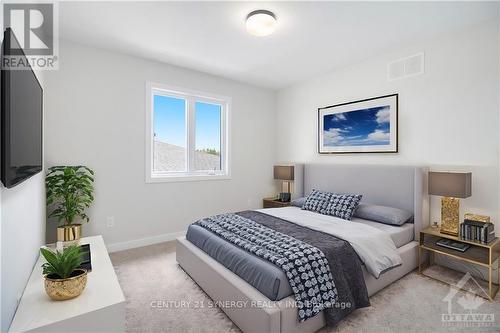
left=460, top=218, right=495, bottom=244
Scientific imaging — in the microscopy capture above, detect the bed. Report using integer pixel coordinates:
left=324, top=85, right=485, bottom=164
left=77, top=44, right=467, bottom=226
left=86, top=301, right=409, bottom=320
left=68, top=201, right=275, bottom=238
left=176, top=164, right=429, bottom=333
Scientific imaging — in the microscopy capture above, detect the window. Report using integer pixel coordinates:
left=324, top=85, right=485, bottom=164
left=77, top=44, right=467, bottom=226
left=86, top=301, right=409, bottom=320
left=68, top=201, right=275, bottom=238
left=146, top=82, right=230, bottom=182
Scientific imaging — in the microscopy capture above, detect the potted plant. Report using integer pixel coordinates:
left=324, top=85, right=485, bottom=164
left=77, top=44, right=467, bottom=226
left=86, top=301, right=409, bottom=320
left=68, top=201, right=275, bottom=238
left=40, top=245, right=88, bottom=301
left=46, top=166, right=95, bottom=243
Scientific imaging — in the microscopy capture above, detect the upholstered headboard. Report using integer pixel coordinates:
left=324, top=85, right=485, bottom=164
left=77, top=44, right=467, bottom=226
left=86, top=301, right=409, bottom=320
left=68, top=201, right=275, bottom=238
left=304, top=164, right=429, bottom=240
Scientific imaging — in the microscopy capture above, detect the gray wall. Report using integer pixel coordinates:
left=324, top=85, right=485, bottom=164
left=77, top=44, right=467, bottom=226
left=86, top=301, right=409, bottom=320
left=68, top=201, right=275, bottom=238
left=275, top=20, right=500, bottom=229
left=43, top=41, right=276, bottom=249
left=0, top=75, right=46, bottom=332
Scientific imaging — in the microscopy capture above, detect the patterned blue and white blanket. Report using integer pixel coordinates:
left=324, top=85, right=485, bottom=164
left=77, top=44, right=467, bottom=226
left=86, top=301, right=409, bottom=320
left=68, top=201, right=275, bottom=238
left=195, top=213, right=339, bottom=322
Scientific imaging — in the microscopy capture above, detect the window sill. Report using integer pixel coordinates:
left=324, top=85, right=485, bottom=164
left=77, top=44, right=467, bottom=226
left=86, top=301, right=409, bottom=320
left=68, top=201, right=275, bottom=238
left=146, top=173, right=231, bottom=183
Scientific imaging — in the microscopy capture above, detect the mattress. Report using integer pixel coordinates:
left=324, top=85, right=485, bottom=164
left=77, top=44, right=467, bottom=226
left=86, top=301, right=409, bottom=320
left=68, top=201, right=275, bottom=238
left=186, top=211, right=413, bottom=302
left=351, top=217, right=414, bottom=248
left=186, top=224, right=293, bottom=301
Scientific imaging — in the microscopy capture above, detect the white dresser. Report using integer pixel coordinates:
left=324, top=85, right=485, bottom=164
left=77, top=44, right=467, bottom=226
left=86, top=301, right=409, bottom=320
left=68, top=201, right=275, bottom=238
left=9, top=236, right=125, bottom=333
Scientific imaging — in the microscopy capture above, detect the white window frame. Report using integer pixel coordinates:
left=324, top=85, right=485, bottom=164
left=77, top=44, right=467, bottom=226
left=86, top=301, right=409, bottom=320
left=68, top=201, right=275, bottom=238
left=146, top=82, right=231, bottom=183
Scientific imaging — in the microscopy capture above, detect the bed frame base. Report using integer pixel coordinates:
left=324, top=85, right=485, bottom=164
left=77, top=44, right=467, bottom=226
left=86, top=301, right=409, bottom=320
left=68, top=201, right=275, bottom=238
left=176, top=237, right=418, bottom=333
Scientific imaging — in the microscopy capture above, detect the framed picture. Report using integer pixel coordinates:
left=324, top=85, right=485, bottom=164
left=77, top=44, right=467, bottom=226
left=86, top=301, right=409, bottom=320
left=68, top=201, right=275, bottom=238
left=318, top=94, right=398, bottom=154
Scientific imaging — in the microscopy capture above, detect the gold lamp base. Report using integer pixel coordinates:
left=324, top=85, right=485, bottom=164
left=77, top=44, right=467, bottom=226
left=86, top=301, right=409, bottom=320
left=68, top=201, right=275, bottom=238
left=439, top=197, right=460, bottom=236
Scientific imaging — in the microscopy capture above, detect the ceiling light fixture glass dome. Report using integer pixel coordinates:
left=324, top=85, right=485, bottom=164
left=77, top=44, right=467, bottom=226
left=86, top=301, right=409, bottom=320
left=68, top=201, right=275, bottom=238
left=246, top=10, right=277, bottom=37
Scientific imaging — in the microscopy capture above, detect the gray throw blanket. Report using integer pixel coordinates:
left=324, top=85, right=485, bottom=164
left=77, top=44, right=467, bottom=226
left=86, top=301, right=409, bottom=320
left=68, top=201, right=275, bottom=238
left=237, top=211, right=370, bottom=326
left=195, top=213, right=338, bottom=322
left=195, top=210, right=369, bottom=326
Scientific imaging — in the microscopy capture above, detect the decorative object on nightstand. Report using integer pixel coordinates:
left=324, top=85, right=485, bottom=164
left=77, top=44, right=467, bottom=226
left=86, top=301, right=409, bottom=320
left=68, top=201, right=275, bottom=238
left=428, top=171, right=471, bottom=236
left=461, top=213, right=495, bottom=244
left=263, top=197, right=291, bottom=208
left=46, top=166, right=95, bottom=245
left=274, top=165, right=294, bottom=202
left=435, top=238, right=470, bottom=252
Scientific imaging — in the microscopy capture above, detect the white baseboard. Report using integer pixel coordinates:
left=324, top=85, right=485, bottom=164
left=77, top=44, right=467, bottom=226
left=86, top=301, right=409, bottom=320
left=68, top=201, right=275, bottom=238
left=106, top=230, right=186, bottom=253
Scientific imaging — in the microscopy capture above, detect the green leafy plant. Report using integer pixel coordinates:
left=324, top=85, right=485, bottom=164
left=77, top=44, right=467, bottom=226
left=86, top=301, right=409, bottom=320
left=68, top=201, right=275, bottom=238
left=40, top=245, right=85, bottom=279
left=46, top=166, right=95, bottom=226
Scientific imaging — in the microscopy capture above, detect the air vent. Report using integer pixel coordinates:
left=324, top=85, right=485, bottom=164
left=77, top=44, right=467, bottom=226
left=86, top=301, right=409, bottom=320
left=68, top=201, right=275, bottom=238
left=387, top=52, right=424, bottom=81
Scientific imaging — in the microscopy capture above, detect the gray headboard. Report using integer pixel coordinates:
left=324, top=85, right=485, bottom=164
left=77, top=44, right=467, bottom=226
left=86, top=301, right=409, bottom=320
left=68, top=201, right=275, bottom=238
left=304, top=164, right=429, bottom=240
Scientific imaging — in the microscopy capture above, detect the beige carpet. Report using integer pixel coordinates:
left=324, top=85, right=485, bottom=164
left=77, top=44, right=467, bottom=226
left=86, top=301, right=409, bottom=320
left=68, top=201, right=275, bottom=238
left=110, top=242, right=500, bottom=333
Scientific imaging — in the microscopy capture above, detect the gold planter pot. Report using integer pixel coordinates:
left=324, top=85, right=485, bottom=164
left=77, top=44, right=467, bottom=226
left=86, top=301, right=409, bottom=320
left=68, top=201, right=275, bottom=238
left=44, top=269, right=88, bottom=301
left=57, top=224, right=82, bottom=242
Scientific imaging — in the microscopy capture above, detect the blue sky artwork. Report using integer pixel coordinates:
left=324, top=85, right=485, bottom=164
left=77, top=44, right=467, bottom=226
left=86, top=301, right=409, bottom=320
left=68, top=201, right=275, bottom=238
left=323, top=106, right=391, bottom=146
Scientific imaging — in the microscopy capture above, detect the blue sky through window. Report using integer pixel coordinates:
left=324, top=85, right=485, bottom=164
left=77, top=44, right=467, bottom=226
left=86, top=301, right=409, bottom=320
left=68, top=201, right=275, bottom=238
left=153, top=95, right=221, bottom=151
left=195, top=102, right=221, bottom=151
left=154, top=95, right=186, bottom=147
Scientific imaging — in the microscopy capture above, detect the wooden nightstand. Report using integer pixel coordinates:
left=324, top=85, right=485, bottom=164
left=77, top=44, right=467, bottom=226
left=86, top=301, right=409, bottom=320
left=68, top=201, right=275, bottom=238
left=419, top=227, right=500, bottom=300
left=263, top=197, right=291, bottom=208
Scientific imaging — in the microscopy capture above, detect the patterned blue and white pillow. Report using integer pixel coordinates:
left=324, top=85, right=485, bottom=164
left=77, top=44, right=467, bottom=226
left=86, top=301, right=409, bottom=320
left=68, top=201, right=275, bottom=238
left=302, top=189, right=333, bottom=215
left=325, top=194, right=363, bottom=220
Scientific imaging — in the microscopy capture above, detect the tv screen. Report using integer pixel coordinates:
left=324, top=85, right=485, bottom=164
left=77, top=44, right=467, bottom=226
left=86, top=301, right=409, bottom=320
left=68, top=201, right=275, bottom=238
left=1, top=28, right=43, bottom=188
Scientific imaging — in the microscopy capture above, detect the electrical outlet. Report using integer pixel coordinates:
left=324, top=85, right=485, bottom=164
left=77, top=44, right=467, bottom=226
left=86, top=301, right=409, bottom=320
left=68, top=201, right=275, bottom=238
left=106, top=216, right=115, bottom=228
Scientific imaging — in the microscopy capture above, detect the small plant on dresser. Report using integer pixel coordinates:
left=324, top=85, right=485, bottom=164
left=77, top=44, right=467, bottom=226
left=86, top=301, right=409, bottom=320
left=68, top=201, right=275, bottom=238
left=40, top=245, right=88, bottom=301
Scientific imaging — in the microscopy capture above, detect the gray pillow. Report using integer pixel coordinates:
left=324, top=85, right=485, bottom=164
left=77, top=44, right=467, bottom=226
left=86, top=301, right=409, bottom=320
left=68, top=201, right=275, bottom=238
left=291, top=197, right=306, bottom=208
left=353, top=203, right=413, bottom=226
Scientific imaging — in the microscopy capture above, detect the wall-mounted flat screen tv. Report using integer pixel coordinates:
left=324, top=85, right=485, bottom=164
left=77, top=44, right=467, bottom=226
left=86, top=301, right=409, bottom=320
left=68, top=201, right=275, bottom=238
left=1, top=28, right=43, bottom=188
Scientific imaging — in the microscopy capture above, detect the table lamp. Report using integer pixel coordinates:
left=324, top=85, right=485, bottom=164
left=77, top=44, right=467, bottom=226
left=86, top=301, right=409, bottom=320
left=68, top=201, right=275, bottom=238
left=428, top=171, right=472, bottom=236
left=274, top=165, right=294, bottom=202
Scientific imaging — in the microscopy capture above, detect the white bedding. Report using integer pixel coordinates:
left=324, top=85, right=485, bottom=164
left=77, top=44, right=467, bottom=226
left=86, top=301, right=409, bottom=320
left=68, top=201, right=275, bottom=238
left=351, top=217, right=414, bottom=248
left=257, top=206, right=402, bottom=278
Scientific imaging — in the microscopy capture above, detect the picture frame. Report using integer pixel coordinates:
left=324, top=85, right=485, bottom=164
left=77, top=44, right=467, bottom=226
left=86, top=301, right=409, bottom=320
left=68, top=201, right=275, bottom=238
left=318, top=94, right=398, bottom=154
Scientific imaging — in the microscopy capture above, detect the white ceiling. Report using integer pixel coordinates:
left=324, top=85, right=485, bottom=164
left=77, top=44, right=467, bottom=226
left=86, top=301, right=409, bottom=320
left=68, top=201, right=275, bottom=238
left=59, top=1, right=499, bottom=90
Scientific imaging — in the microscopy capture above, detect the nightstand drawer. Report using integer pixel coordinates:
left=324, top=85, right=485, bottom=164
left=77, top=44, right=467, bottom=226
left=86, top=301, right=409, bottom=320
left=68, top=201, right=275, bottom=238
left=263, top=198, right=291, bottom=208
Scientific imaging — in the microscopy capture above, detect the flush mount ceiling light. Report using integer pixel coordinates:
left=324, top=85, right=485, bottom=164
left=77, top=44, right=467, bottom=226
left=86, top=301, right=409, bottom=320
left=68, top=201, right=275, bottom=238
left=246, top=10, right=277, bottom=37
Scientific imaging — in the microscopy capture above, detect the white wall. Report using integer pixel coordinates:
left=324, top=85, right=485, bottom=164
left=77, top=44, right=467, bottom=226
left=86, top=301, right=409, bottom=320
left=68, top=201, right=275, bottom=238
left=0, top=75, right=46, bottom=332
left=44, top=41, right=276, bottom=249
left=276, top=20, right=500, bottom=229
